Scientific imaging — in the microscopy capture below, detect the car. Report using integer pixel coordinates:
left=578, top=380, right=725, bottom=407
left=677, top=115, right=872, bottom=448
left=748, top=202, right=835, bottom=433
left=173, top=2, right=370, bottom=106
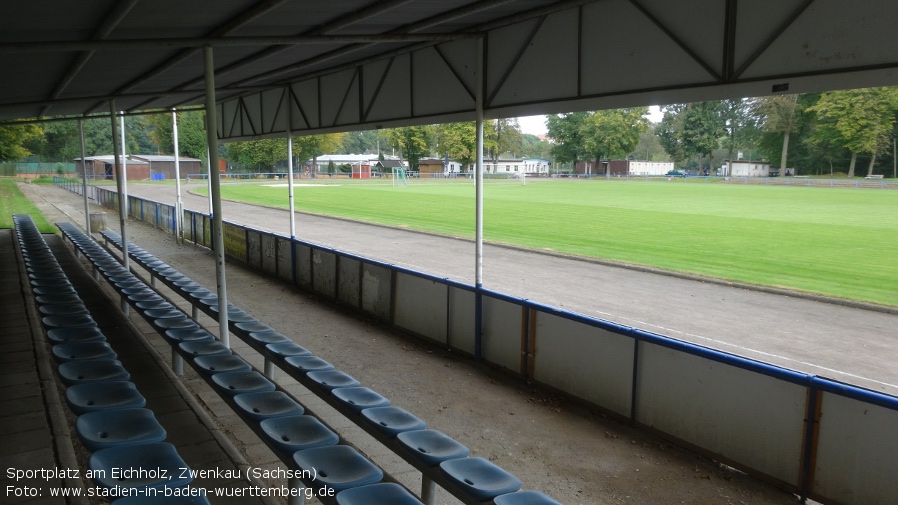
left=666, top=169, right=686, bottom=177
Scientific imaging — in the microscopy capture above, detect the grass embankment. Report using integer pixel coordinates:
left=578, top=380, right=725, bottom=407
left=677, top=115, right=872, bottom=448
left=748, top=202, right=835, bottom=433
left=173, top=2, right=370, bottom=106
left=195, top=179, right=898, bottom=307
left=0, top=179, right=54, bottom=232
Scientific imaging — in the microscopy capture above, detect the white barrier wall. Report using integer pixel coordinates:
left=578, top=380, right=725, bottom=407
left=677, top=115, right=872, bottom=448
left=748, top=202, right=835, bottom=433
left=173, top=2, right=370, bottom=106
left=812, top=392, right=898, bottom=504
left=447, top=286, right=475, bottom=354
left=261, top=234, right=277, bottom=275
left=636, top=342, right=806, bottom=485
left=337, top=256, right=361, bottom=307
left=276, top=237, right=292, bottom=281
left=312, top=248, right=337, bottom=298
left=481, top=295, right=525, bottom=373
left=532, top=311, right=634, bottom=417
left=361, top=263, right=391, bottom=320
left=394, top=272, right=448, bottom=344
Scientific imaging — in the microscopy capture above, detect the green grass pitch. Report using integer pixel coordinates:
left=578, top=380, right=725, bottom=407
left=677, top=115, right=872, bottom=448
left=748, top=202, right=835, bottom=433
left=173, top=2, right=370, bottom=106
left=1, top=179, right=55, bottom=232
left=198, top=179, right=898, bottom=307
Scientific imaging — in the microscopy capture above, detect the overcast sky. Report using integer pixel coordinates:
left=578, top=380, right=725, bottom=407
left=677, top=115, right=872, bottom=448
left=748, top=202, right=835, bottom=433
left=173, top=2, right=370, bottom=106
left=517, top=105, right=663, bottom=136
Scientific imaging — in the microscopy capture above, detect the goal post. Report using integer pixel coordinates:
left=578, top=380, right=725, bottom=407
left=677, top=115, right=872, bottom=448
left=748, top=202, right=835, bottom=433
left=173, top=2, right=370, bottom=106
left=392, top=166, right=408, bottom=187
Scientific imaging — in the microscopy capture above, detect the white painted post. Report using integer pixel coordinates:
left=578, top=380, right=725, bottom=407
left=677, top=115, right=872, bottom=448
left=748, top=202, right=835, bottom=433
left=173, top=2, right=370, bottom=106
left=204, top=46, right=230, bottom=348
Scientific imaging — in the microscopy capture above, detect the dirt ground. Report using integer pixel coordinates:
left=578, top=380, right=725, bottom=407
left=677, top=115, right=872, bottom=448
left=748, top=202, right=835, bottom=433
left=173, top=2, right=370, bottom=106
left=19, top=181, right=807, bottom=505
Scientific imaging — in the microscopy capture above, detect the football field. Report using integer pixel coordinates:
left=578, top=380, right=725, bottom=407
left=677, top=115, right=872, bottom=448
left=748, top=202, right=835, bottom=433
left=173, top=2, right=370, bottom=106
left=197, top=178, right=898, bottom=307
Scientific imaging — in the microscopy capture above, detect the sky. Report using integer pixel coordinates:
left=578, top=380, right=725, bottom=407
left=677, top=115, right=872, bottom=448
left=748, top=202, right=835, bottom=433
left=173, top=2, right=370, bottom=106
left=517, top=105, right=663, bottom=136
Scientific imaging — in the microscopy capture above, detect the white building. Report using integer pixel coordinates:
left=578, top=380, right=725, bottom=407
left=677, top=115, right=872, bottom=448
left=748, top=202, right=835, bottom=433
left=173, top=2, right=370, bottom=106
left=627, top=160, right=675, bottom=176
left=724, top=160, right=772, bottom=177
left=470, top=158, right=550, bottom=175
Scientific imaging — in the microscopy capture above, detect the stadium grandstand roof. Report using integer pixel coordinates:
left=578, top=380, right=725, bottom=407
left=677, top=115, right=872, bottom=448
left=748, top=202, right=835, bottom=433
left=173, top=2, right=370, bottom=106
left=1, top=0, right=897, bottom=139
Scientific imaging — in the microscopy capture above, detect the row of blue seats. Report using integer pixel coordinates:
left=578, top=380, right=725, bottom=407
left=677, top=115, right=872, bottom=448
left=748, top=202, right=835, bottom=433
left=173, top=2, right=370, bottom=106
left=62, top=223, right=426, bottom=504
left=96, top=228, right=559, bottom=505
left=13, top=215, right=207, bottom=505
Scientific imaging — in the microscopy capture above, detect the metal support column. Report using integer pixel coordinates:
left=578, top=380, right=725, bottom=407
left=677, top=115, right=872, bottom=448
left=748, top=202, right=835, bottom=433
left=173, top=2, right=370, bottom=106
left=173, top=109, right=184, bottom=242
left=78, top=119, right=90, bottom=235
left=474, top=36, right=485, bottom=361
left=109, top=101, right=129, bottom=315
left=204, top=46, right=230, bottom=348
left=287, top=87, right=296, bottom=239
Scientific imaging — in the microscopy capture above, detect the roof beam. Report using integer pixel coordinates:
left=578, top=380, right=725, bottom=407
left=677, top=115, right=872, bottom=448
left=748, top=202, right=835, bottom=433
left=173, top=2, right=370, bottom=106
left=0, top=34, right=478, bottom=54
left=732, top=0, right=817, bottom=80
left=40, top=0, right=141, bottom=116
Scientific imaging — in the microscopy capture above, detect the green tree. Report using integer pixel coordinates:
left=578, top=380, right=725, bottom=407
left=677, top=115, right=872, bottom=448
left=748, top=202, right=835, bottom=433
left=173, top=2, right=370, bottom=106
left=293, top=133, right=345, bottom=177
left=487, top=119, right=522, bottom=160
left=341, top=130, right=379, bottom=154
left=633, top=125, right=670, bottom=162
left=756, top=95, right=800, bottom=170
left=657, top=105, right=686, bottom=164
left=435, top=121, right=477, bottom=168
left=579, top=108, right=649, bottom=169
left=546, top=112, right=590, bottom=166
left=146, top=110, right=208, bottom=160
left=520, top=133, right=552, bottom=160
left=808, top=87, right=898, bottom=177
left=0, top=123, right=43, bottom=162
left=226, top=138, right=287, bottom=171
left=380, top=126, right=433, bottom=171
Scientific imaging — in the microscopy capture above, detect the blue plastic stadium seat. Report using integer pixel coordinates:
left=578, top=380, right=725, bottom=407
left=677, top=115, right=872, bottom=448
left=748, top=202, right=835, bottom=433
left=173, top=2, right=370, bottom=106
left=233, top=320, right=272, bottom=333
left=360, top=407, right=426, bottom=438
left=248, top=330, right=292, bottom=345
left=143, top=308, right=187, bottom=320
left=284, top=355, right=334, bottom=374
left=133, top=300, right=176, bottom=311
left=493, top=490, right=562, bottom=505
left=336, top=482, right=424, bottom=505
left=193, top=354, right=252, bottom=376
left=75, top=408, right=167, bottom=451
left=151, top=316, right=200, bottom=333
left=34, top=294, right=83, bottom=305
left=127, top=292, right=166, bottom=303
left=439, top=457, right=523, bottom=501
left=164, top=328, right=216, bottom=344
left=42, top=313, right=96, bottom=329
left=46, top=326, right=106, bottom=344
left=332, top=387, right=390, bottom=413
left=232, top=391, right=304, bottom=422
left=178, top=340, right=231, bottom=358
left=211, top=371, right=275, bottom=397
left=51, top=341, right=118, bottom=363
left=259, top=415, right=339, bottom=457
left=292, top=445, right=383, bottom=492
left=58, top=359, right=130, bottom=386
left=208, top=305, right=256, bottom=323
left=306, top=370, right=360, bottom=392
left=38, top=303, right=90, bottom=316
left=396, top=429, right=470, bottom=467
left=265, top=342, right=311, bottom=359
left=32, top=285, right=77, bottom=296
left=88, top=443, right=193, bottom=491
left=65, top=381, right=146, bottom=415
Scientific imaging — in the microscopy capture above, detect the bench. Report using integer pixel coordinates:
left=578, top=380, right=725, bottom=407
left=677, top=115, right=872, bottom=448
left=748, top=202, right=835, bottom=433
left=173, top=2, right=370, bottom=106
left=13, top=216, right=203, bottom=501
left=58, top=223, right=411, bottom=504
left=90, top=227, right=545, bottom=504
left=865, top=174, right=884, bottom=179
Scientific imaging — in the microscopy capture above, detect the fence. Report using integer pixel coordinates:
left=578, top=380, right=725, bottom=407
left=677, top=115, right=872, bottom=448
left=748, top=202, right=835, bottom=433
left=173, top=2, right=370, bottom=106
left=1, top=162, right=77, bottom=177
left=58, top=179, right=898, bottom=505
left=554, top=173, right=898, bottom=189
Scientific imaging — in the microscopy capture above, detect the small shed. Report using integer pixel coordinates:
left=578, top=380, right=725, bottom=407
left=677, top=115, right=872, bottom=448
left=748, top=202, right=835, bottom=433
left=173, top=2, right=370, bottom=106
left=130, top=155, right=203, bottom=180
left=76, top=156, right=149, bottom=181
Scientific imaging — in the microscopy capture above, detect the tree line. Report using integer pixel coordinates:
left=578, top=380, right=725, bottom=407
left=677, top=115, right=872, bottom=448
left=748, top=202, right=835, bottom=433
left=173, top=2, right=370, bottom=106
left=2, top=86, right=897, bottom=177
